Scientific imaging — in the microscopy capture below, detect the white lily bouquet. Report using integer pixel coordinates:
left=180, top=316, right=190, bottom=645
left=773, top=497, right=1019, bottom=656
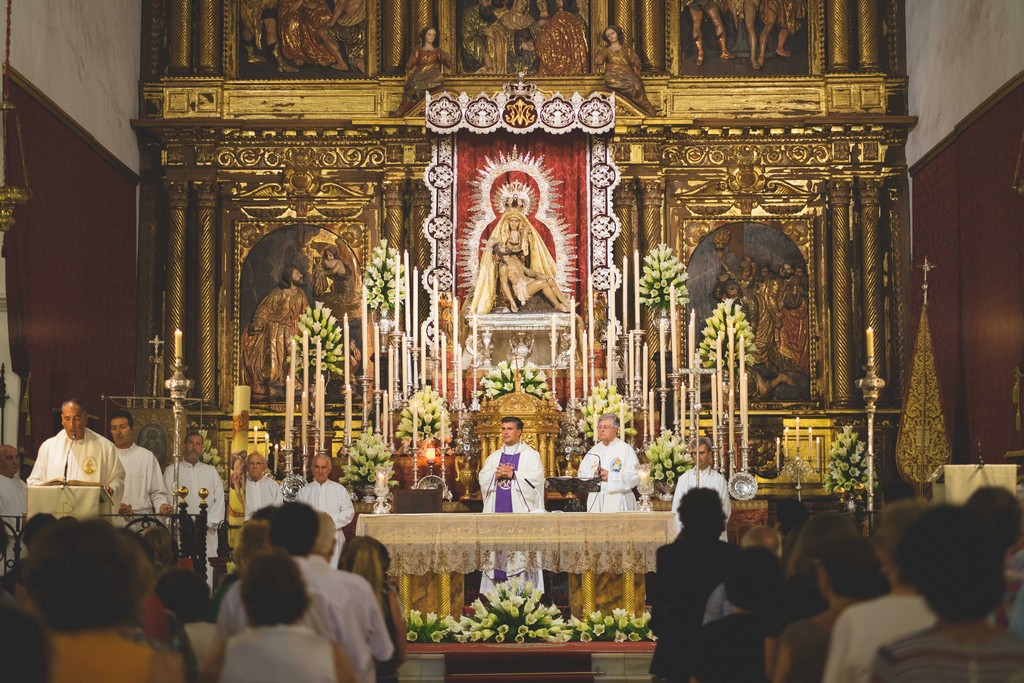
left=638, top=244, right=689, bottom=312
left=340, top=431, right=397, bottom=488
left=292, top=301, right=345, bottom=377
left=405, top=610, right=462, bottom=643
left=480, top=361, right=552, bottom=401
left=396, top=386, right=450, bottom=440
left=644, top=431, right=693, bottom=490
left=364, top=241, right=406, bottom=312
left=456, top=579, right=571, bottom=643
left=568, top=609, right=657, bottom=642
left=823, top=426, right=871, bottom=494
left=199, top=428, right=223, bottom=476
left=697, top=298, right=756, bottom=370
left=578, top=380, right=635, bottom=439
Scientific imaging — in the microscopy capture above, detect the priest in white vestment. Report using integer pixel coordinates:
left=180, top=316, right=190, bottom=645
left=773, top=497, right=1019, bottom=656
left=109, top=410, right=173, bottom=515
left=671, top=436, right=731, bottom=541
left=296, top=454, right=354, bottom=568
left=479, top=416, right=546, bottom=594
left=0, top=444, right=27, bottom=517
left=164, top=431, right=225, bottom=579
left=28, top=399, right=125, bottom=512
left=244, top=451, right=282, bottom=520
left=578, top=413, right=640, bottom=512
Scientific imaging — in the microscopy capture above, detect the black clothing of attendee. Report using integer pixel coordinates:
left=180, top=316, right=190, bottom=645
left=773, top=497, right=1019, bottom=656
left=692, top=612, right=768, bottom=683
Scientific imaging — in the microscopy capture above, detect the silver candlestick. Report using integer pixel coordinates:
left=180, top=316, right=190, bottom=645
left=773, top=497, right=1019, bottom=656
left=165, top=356, right=194, bottom=498
left=857, top=355, right=885, bottom=524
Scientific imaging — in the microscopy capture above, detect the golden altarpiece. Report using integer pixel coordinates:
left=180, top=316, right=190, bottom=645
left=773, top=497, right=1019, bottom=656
left=134, top=0, right=914, bottom=607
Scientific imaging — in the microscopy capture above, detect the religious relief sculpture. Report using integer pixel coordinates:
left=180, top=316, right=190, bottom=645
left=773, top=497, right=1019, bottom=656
left=684, top=0, right=735, bottom=66
left=240, top=267, right=310, bottom=401
left=458, top=0, right=546, bottom=75
left=396, top=27, right=454, bottom=115
left=535, top=0, right=589, bottom=76
left=308, top=235, right=362, bottom=319
left=756, top=0, right=805, bottom=69
left=595, top=26, right=659, bottom=116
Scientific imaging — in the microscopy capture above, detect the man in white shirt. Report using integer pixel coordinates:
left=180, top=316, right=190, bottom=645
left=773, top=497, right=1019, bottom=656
left=478, top=416, right=545, bottom=593
left=164, top=431, right=225, bottom=577
left=578, top=413, right=640, bottom=512
left=672, top=437, right=731, bottom=541
left=295, top=454, right=354, bottom=568
left=244, top=452, right=282, bottom=520
left=109, top=410, right=173, bottom=516
left=28, top=399, right=125, bottom=512
left=0, top=444, right=26, bottom=517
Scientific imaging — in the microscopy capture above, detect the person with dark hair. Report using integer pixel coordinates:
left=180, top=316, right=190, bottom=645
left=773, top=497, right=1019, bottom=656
left=0, top=602, right=49, bottom=682
left=24, top=518, right=185, bottom=682
left=692, top=547, right=783, bottom=683
left=649, top=488, right=736, bottom=682
left=163, top=431, right=225, bottom=581
left=1, top=512, right=58, bottom=604
left=672, top=437, right=731, bottom=541
left=141, top=525, right=175, bottom=575
left=110, top=410, right=173, bottom=516
left=209, top=519, right=271, bottom=622
left=703, top=525, right=781, bottom=625
left=775, top=498, right=810, bottom=537
left=479, top=415, right=545, bottom=593
left=872, top=506, right=1024, bottom=681
left=966, top=486, right=1024, bottom=629
left=578, top=413, right=641, bottom=512
left=156, top=568, right=218, bottom=669
left=202, top=548, right=356, bottom=683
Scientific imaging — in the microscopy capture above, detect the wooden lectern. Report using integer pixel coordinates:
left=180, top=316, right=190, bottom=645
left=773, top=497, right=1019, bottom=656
left=934, top=464, right=1017, bottom=504
left=27, top=482, right=112, bottom=519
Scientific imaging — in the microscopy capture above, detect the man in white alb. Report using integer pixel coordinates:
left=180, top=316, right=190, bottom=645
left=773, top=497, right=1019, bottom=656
left=28, top=399, right=125, bottom=512
left=109, top=410, right=173, bottom=516
left=479, top=416, right=545, bottom=593
left=295, top=454, right=354, bottom=568
left=0, top=444, right=26, bottom=517
left=671, top=436, right=731, bottom=541
left=578, top=413, right=640, bottom=512
left=164, top=430, right=225, bottom=577
left=244, top=451, right=281, bottom=520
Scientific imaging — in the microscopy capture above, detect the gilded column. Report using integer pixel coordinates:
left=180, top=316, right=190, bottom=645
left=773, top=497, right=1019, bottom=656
left=168, top=0, right=193, bottom=75
left=859, top=178, right=886, bottom=389
left=827, top=0, right=851, bottom=72
left=829, top=179, right=855, bottom=405
left=613, top=180, right=637, bottom=319
left=196, top=0, right=218, bottom=75
left=196, top=182, right=218, bottom=402
left=383, top=181, right=406, bottom=253
left=165, top=182, right=189, bottom=374
left=640, top=179, right=665, bottom=383
left=610, top=0, right=635, bottom=46
left=887, top=184, right=909, bottom=392
left=381, top=0, right=407, bottom=74
left=411, top=0, right=435, bottom=36
left=637, top=0, right=665, bottom=70
left=857, top=0, right=880, bottom=70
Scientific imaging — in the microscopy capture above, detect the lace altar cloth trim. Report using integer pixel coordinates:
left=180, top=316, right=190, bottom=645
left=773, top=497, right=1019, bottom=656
left=355, top=511, right=676, bottom=575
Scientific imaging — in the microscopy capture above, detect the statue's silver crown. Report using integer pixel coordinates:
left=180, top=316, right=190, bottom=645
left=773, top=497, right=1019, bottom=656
left=504, top=74, right=538, bottom=98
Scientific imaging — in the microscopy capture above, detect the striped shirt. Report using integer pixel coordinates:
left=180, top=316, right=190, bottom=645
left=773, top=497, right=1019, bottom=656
left=871, top=628, right=1024, bottom=682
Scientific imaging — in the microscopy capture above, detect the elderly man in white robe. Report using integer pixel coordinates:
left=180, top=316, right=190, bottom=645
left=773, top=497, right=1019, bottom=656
left=577, top=413, right=640, bottom=512
left=28, top=399, right=126, bottom=513
left=0, top=444, right=26, bottom=517
left=672, top=436, right=731, bottom=541
left=295, top=454, right=354, bottom=568
left=164, top=430, right=225, bottom=581
left=479, top=416, right=545, bottom=594
left=244, top=451, right=281, bottom=520
left=109, top=410, right=173, bottom=516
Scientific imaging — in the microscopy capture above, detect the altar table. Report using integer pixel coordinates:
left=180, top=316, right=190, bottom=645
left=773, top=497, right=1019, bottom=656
left=356, top=511, right=677, bottom=617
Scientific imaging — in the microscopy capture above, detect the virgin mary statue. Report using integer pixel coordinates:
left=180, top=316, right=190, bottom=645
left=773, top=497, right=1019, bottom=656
left=468, top=208, right=561, bottom=315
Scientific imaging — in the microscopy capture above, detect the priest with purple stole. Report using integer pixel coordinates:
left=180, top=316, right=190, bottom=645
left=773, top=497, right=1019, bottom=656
left=479, top=416, right=545, bottom=594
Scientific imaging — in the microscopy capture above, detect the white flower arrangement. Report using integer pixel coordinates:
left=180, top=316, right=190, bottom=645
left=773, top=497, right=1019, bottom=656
left=823, top=426, right=872, bottom=494
left=638, top=244, right=689, bottom=312
left=480, top=361, right=552, bottom=401
left=199, top=428, right=223, bottom=476
left=405, top=610, right=462, bottom=643
left=340, top=431, right=397, bottom=488
left=568, top=609, right=657, bottom=642
left=292, top=301, right=345, bottom=377
left=644, top=431, right=693, bottom=489
left=578, top=380, right=636, bottom=439
left=456, top=579, right=571, bottom=643
left=364, top=241, right=406, bottom=312
left=697, top=298, right=756, bottom=371
left=396, top=386, right=451, bottom=441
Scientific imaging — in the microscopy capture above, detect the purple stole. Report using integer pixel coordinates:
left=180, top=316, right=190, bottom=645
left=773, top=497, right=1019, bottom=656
left=492, top=451, right=521, bottom=582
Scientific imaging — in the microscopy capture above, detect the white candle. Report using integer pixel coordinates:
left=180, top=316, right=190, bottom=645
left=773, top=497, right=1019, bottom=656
left=776, top=437, right=781, bottom=469
left=688, top=309, right=696, bottom=369
left=404, top=251, right=412, bottom=334
left=285, top=374, right=294, bottom=448
left=808, top=426, right=813, bottom=462
left=382, top=390, right=390, bottom=441
left=344, top=384, right=352, bottom=442
left=619, top=399, right=626, bottom=442
left=659, top=318, right=667, bottom=389
left=342, top=314, right=350, bottom=386
left=373, top=324, right=381, bottom=390
left=648, top=389, right=655, bottom=435
left=393, top=252, right=401, bottom=332
left=301, top=389, right=308, bottom=452
left=174, top=328, right=183, bottom=360
left=715, top=334, right=723, bottom=428
left=642, top=342, right=650, bottom=398
left=670, top=286, right=679, bottom=371
left=452, top=296, right=460, bottom=404
left=301, top=331, right=310, bottom=451
left=710, top=372, right=718, bottom=448
left=412, top=267, right=420, bottom=349
left=633, top=249, right=641, bottom=329
left=607, top=320, right=615, bottom=386
left=627, top=333, right=635, bottom=397
left=581, top=330, right=589, bottom=394
left=866, top=326, right=875, bottom=361
left=795, top=416, right=801, bottom=460
left=784, top=426, right=790, bottom=460
left=741, top=371, right=749, bottom=445
left=440, top=408, right=447, bottom=445
left=441, top=333, right=448, bottom=398
left=816, top=437, right=823, bottom=472
left=361, top=285, right=369, bottom=367
left=569, top=302, right=576, bottom=405
left=402, top=336, right=410, bottom=391
left=420, top=324, right=428, bottom=387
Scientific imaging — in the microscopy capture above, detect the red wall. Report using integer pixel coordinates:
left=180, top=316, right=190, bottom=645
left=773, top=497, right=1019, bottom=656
left=2, top=79, right=137, bottom=456
left=910, top=81, right=1024, bottom=463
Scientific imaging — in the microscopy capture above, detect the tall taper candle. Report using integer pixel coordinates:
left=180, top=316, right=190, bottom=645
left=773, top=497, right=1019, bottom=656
left=285, top=374, right=294, bottom=448
left=581, top=330, right=589, bottom=393
left=441, top=334, right=448, bottom=398
left=670, top=286, right=680, bottom=372
left=404, top=251, right=412, bottom=334
left=621, top=256, right=628, bottom=331
left=569, top=305, right=576, bottom=405
left=412, top=267, right=419, bottom=349
left=659, top=318, right=667, bottom=389
left=420, top=325, right=428, bottom=387
left=361, top=286, right=369, bottom=366
left=633, top=249, right=641, bottom=329
left=344, top=384, right=352, bottom=442
left=607, top=320, right=615, bottom=385
left=393, top=254, right=401, bottom=334
left=174, top=328, right=183, bottom=361
left=373, top=324, right=381, bottom=390
left=688, top=309, right=696, bottom=369
left=452, top=296, right=460, bottom=404
left=866, top=327, right=874, bottom=361
left=642, top=342, right=650, bottom=398
left=795, top=417, right=800, bottom=461
left=741, top=371, right=749, bottom=445
left=342, top=314, right=350, bottom=386
left=301, top=389, right=308, bottom=452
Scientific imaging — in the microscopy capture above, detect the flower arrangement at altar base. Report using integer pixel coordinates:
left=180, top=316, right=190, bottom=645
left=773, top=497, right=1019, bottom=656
left=578, top=380, right=636, bottom=439
left=199, top=428, right=223, bottom=476
left=638, top=243, right=689, bottom=311
left=292, top=301, right=345, bottom=376
left=568, top=609, right=657, bottom=642
left=697, top=298, right=756, bottom=369
left=364, top=241, right=406, bottom=312
left=480, top=361, right=552, bottom=401
left=644, top=431, right=693, bottom=489
left=455, top=579, right=571, bottom=643
left=396, top=386, right=451, bottom=440
left=405, top=611, right=462, bottom=643
left=823, top=426, right=872, bottom=494
left=340, top=431, right=398, bottom=488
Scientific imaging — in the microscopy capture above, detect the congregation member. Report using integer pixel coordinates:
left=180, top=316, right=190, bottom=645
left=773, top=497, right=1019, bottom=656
left=478, top=415, right=545, bottom=593
left=209, top=518, right=270, bottom=622
left=109, top=410, right=174, bottom=515
left=163, top=431, right=225, bottom=578
left=243, top=451, right=282, bottom=520
left=0, top=513, right=56, bottom=605
left=296, top=454, right=355, bottom=568
left=671, top=436, right=730, bottom=541
left=966, top=485, right=1023, bottom=629
left=703, top=525, right=781, bottom=624
left=577, top=413, right=640, bottom=512
left=0, top=444, right=26, bottom=517
left=156, top=567, right=219, bottom=671
left=28, top=399, right=125, bottom=509
left=871, top=505, right=1024, bottom=680
left=649, top=488, right=736, bottom=683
